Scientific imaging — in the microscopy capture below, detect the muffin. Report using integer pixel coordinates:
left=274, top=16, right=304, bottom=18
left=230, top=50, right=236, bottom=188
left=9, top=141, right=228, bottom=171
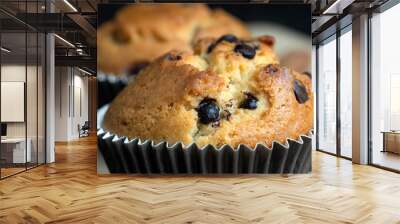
left=97, top=4, right=250, bottom=75
left=103, top=35, right=313, bottom=148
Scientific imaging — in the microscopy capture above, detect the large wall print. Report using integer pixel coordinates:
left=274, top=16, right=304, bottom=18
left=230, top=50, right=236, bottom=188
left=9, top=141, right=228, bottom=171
left=97, top=3, right=312, bottom=174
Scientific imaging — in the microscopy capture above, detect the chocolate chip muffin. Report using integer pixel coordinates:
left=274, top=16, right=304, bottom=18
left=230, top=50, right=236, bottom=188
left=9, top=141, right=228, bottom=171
left=103, top=35, right=313, bottom=148
left=97, top=4, right=250, bottom=74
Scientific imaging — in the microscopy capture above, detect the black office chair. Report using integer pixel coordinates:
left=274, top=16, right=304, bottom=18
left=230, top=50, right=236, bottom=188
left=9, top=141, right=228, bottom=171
left=78, top=121, right=90, bottom=138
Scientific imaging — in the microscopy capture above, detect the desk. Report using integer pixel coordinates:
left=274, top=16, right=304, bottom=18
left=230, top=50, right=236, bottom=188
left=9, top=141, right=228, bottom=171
left=1, top=138, right=31, bottom=163
left=381, top=131, right=400, bottom=154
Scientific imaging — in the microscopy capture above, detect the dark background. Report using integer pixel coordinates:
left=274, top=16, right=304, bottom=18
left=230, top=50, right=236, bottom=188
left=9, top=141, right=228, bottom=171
left=98, top=4, right=311, bottom=36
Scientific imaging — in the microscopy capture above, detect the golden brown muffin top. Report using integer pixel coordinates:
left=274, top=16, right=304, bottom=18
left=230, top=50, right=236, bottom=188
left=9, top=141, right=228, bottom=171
left=103, top=35, right=313, bottom=148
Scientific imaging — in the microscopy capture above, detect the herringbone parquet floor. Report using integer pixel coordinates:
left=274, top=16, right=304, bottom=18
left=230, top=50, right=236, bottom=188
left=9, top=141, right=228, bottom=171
left=1, top=136, right=400, bottom=224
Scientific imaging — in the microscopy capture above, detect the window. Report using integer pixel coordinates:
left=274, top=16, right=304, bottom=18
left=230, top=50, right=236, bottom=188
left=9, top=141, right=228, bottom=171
left=316, top=26, right=353, bottom=159
left=339, top=28, right=352, bottom=158
left=370, top=3, right=400, bottom=171
left=317, top=36, right=337, bottom=154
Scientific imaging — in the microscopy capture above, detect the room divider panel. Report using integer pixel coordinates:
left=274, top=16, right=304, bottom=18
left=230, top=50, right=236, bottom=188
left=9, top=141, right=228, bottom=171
left=0, top=0, right=47, bottom=179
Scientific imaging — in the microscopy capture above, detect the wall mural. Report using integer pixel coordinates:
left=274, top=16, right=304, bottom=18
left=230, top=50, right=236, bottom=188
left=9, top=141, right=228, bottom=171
left=96, top=3, right=312, bottom=175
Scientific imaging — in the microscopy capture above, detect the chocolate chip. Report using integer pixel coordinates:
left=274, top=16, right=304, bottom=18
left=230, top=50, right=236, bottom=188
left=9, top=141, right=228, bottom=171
left=128, top=62, right=149, bottom=76
left=239, top=92, right=258, bottom=110
left=216, top=34, right=238, bottom=44
left=197, top=98, right=220, bottom=124
left=293, top=80, right=309, bottom=104
left=234, top=43, right=256, bottom=59
left=244, top=41, right=260, bottom=50
left=265, top=64, right=279, bottom=75
left=207, top=34, right=238, bottom=54
left=207, top=43, right=216, bottom=54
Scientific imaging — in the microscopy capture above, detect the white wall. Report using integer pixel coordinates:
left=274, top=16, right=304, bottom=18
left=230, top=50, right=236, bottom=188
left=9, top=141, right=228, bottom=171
left=1, top=65, right=26, bottom=138
left=71, top=72, right=89, bottom=138
left=55, top=66, right=69, bottom=141
left=54, top=67, right=89, bottom=141
left=1, top=65, right=40, bottom=138
left=1, top=64, right=46, bottom=164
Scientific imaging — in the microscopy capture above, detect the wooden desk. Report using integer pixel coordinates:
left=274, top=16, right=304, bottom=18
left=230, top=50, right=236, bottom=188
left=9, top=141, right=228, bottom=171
left=381, top=131, right=400, bottom=154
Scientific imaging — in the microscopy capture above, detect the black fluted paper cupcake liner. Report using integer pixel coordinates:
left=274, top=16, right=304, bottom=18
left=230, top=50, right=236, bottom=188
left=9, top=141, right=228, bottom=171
left=97, top=129, right=312, bottom=174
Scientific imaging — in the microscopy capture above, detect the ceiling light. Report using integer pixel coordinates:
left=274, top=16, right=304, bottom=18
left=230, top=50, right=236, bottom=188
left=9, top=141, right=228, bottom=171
left=78, top=67, right=93, bottom=76
left=63, top=0, right=78, bottom=12
left=54, top=34, right=75, bottom=48
left=322, top=0, right=355, bottom=15
left=1, top=47, right=11, bottom=53
left=323, top=0, right=342, bottom=14
left=76, top=48, right=85, bottom=55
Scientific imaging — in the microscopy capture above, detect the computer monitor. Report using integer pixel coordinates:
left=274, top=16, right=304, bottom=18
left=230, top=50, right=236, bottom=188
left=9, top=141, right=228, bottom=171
left=1, top=123, right=7, bottom=137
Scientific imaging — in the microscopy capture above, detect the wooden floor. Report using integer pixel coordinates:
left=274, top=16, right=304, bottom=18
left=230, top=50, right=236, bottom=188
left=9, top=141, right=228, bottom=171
left=1, top=163, right=42, bottom=178
left=1, top=136, right=400, bottom=224
left=1, top=167, right=26, bottom=178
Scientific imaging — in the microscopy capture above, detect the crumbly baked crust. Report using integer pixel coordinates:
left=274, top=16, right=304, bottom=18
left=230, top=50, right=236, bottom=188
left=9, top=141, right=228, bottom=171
left=103, top=36, right=313, bottom=148
left=97, top=4, right=250, bottom=74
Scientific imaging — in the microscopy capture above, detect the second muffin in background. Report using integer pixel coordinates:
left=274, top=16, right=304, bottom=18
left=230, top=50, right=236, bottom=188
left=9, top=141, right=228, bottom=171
left=97, top=4, right=250, bottom=75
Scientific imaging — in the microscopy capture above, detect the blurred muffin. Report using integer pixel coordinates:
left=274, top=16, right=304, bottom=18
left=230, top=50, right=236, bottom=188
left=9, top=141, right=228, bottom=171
left=97, top=4, right=250, bottom=75
left=103, top=35, right=313, bottom=148
left=281, top=50, right=311, bottom=76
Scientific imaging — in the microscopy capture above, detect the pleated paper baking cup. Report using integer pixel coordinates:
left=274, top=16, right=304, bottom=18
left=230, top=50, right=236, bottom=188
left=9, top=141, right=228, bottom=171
left=97, top=73, right=129, bottom=109
left=97, top=128, right=312, bottom=174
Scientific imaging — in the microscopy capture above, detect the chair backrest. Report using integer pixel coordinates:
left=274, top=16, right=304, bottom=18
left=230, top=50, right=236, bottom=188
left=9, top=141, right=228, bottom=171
left=82, top=121, right=90, bottom=129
